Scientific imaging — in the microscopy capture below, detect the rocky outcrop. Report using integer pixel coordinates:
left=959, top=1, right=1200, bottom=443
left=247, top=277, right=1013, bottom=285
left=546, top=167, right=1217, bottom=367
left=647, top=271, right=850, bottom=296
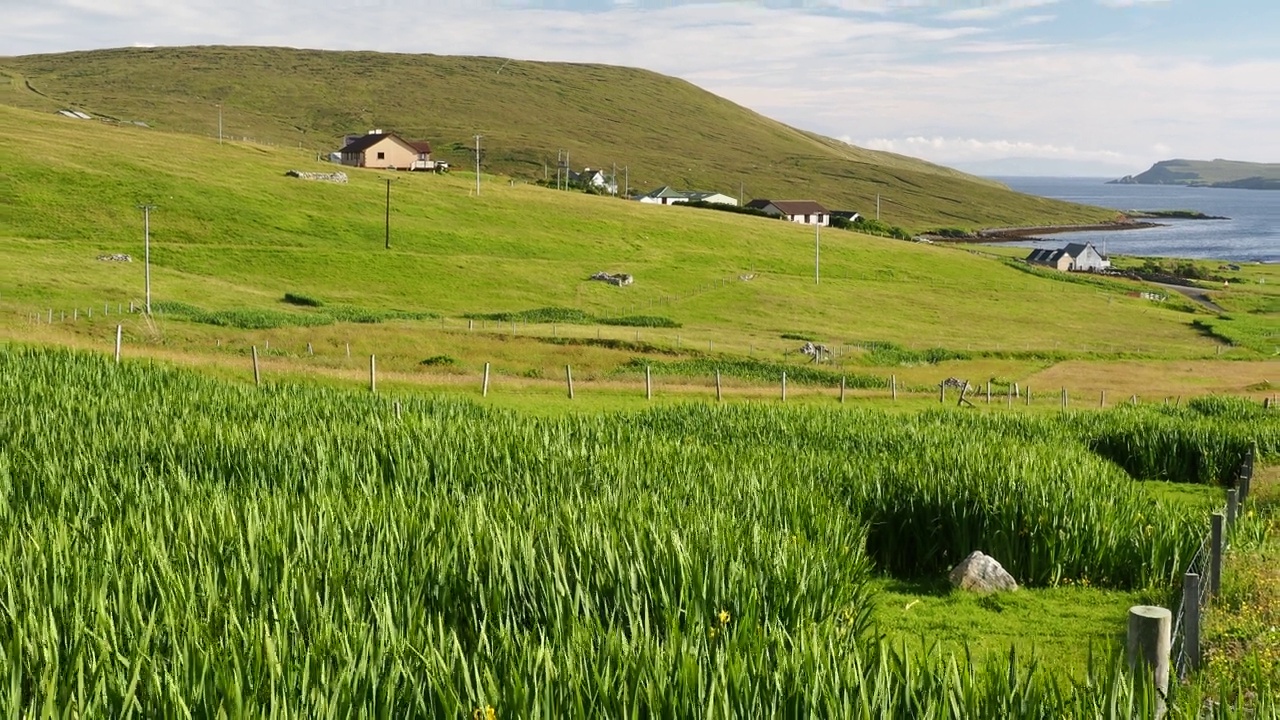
left=948, top=551, right=1018, bottom=593
left=97, top=254, right=132, bottom=262
left=285, top=170, right=348, bottom=183
left=590, top=272, right=633, bottom=287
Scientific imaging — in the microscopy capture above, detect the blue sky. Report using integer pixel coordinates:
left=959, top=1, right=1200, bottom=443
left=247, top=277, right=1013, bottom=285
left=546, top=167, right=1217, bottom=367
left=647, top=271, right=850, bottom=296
left=6, top=0, right=1279, bottom=174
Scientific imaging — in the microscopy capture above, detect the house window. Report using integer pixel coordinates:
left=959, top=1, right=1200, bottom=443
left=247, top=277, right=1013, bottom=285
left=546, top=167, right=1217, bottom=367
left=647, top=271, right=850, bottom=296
left=376, top=152, right=385, bottom=160
left=804, top=214, right=811, bottom=223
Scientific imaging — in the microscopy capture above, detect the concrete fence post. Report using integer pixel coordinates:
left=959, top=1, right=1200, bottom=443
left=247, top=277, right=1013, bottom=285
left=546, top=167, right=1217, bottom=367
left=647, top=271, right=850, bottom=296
left=482, top=363, right=490, bottom=397
left=114, top=325, right=122, bottom=364
left=252, top=346, right=261, bottom=387
left=566, top=365, right=574, bottom=399
left=646, top=365, right=653, bottom=400
left=1210, top=513, right=1224, bottom=597
left=370, top=355, right=377, bottom=393
left=781, top=372, right=787, bottom=402
left=1183, top=573, right=1201, bottom=673
left=1126, top=605, right=1171, bottom=717
left=1227, top=488, right=1239, bottom=528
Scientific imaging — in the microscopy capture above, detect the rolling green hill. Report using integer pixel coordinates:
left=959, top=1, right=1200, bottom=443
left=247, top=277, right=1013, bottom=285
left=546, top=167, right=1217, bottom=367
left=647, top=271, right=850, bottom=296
left=1112, top=159, right=1280, bottom=190
left=0, top=46, right=1115, bottom=230
left=0, top=101, right=1229, bottom=366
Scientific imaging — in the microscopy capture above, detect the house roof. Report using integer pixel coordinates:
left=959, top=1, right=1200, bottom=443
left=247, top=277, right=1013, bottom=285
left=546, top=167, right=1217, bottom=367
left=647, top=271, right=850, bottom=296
left=408, top=141, right=432, bottom=154
left=683, top=191, right=728, bottom=201
left=340, top=132, right=412, bottom=154
left=1063, top=243, right=1091, bottom=258
left=1026, top=248, right=1067, bottom=264
left=831, top=210, right=862, bottom=219
left=642, top=185, right=687, bottom=198
left=747, top=199, right=829, bottom=215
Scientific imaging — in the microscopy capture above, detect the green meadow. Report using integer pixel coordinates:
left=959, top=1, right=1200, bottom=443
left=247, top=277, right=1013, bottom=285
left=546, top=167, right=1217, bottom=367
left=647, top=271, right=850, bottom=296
left=0, top=46, right=1114, bottom=230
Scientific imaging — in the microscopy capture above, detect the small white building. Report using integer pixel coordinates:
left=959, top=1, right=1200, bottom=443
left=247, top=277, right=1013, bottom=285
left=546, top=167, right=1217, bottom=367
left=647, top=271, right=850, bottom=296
left=637, top=186, right=737, bottom=206
left=570, top=168, right=618, bottom=194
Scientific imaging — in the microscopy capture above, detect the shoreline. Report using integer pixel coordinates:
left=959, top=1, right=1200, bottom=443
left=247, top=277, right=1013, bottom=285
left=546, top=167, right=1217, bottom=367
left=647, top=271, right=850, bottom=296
left=972, top=221, right=1162, bottom=241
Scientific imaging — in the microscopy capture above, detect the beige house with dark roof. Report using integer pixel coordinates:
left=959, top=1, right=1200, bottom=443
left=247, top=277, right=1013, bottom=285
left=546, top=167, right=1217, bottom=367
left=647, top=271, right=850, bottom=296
left=338, top=132, right=421, bottom=170
left=746, top=199, right=830, bottom=225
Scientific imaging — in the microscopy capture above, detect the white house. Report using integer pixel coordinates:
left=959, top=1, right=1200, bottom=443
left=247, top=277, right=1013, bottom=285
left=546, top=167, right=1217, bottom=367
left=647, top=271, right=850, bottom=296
left=637, top=186, right=738, bottom=206
left=569, top=168, right=618, bottom=194
left=1026, top=242, right=1111, bottom=272
left=746, top=199, right=830, bottom=226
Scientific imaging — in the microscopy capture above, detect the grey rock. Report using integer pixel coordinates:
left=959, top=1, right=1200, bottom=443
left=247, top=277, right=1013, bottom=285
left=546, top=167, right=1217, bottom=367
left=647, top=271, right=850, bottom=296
left=948, top=551, right=1018, bottom=593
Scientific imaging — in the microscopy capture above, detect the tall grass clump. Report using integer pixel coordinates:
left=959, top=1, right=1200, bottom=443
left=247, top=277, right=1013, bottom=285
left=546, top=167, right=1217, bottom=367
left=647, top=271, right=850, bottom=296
left=0, top=347, right=1272, bottom=715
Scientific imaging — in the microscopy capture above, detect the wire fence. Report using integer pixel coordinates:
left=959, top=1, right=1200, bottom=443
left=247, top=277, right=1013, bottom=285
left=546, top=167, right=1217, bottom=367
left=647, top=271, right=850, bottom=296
left=1170, top=446, right=1256, bottom=679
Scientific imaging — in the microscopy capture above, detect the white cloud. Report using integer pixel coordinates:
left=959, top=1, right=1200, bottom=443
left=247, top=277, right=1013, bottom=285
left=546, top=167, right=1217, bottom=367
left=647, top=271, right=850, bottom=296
left=860, top=136, right=1133, bottom=164
left=936, top=0, right=1058, bottom=22
left=1095, top=0, right=1170, bottom=6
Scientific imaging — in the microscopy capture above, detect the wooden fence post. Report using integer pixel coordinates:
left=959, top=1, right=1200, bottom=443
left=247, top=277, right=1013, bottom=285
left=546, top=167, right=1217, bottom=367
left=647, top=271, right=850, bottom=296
left=890, top=375, right=897, bottom=401
left=644, top=365, right=653, bottom=400
left=346, top=342, right=351, bottom=358
left=986, top=381, right=991, bottom=404
left=781, top=372, right=787, bottom=402
left=1100, top=390, right=1106, bottom=408
left=1061, top=387, right=1068, bottom=409
left=1226, top=489, right=1238, bottom=528
left=716, top=370, right=722, bottom=403
left=939, top=383, right=945, bottom=404
left=370, top=355, right=377, bottom=393
left=114, top=325, right=122, bottom=363
left=1126, top=606, right=1171, bottom=717
left=1132, top=394, right=1138, bottom=406
left=307, top=342, right=313, bottom=356
left=394, top=402, right=402, bottom=420
left=1210, top=513, right=1224, bottom=597
left=566, top=365, right=574, bottom=399
left=482, top=363, right=490, bottom=397
left=1026, top=386, right=1031, bottom=406
left=1184, top=573, right=1201, bottom=673
left=252, top=346, right=261, bottom=387
left=840, top=376, right=846, bottom=404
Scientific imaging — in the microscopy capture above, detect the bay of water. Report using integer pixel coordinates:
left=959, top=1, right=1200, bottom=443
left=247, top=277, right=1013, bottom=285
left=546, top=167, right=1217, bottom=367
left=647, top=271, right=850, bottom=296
left=992, top=177, right=1279, bottom=263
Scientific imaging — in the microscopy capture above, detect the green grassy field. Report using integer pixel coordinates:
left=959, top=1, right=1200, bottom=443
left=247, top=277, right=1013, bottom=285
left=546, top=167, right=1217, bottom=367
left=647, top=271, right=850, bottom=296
left=1, top=102, right=1253, bottom=372
left=0, top=46, right=1116, bottom=231
left=2, top=346, right=1273, bottom=716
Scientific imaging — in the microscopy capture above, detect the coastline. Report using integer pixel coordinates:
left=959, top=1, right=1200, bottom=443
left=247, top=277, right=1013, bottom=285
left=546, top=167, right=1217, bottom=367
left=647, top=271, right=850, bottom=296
left=936, top=219, right=1167, bottom=243
left=973, top=221, right=1162, bottom=241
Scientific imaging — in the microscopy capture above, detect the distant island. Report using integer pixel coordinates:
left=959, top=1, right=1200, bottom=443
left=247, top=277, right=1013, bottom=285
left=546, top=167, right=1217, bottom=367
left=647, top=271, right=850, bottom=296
left=1110, top=158, right=1280, bottom=190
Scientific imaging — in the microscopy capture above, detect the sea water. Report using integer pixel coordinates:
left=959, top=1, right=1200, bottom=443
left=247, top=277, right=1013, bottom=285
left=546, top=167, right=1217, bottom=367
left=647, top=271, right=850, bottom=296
left=993, top=177, right=1279, bottom=263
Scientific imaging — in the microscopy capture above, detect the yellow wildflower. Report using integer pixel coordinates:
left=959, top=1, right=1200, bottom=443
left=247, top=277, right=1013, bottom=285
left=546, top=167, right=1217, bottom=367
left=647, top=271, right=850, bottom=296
left=473, top=706, right=496, bottom=720
left=718, top=610, right=731, bottom=626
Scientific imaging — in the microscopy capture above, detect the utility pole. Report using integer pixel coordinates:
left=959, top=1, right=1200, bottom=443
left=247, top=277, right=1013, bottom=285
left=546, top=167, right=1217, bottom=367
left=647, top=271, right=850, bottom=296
left=624, top=165, right=629, bottom=198
left=612, top=161, right=617, bottom=196
left=815, top=222, right=820, bottom=285
left=384, top=178, right=393, bottom=249
left=474, top=134, right=482, bottom=195
left=876, top=194, right=881, bottom=221
left=137, top=204, right=156, bottom=314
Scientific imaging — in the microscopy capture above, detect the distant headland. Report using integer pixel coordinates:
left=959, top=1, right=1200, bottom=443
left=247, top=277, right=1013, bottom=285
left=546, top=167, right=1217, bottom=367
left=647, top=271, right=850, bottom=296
left=1110, top=158, right=1280, bottom=190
